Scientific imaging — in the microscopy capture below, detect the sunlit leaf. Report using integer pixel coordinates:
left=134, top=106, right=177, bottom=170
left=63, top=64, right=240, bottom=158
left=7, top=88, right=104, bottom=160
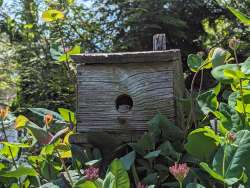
left=42, top=9, right=64, bottom=22
left=58, top=108, right=76, bottom=125
left=15, top=115, right=29, bottom=129
left=228, top=7, right=250, bottom=26
left=0, top=166, right=37, bottom=178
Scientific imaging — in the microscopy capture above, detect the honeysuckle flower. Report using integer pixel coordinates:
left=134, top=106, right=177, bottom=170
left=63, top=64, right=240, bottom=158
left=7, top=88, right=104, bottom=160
left=44, top=114, right=53, bottom=126
left=229, top=37, right=240, bottom=50
left=0, top=106, right=9, bottom=120
left=137, top=182, right=148, bottom=188
left=227, top=132, right=236, bottom=143
left=84, top=166, right=99, bottom=180
left=169, top=163, right=190, bottom=183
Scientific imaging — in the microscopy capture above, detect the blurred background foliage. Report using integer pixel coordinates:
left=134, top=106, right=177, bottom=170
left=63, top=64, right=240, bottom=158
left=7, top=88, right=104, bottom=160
left=0, top=0, right=249, bottom=111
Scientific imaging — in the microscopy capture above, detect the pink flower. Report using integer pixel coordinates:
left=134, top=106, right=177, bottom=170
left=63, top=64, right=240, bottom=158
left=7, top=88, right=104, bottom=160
left=84, top=166, right=99, bottom=180
left=137, top=182, right=148, bottom=188
left=169, top=163, right=190, bottom=183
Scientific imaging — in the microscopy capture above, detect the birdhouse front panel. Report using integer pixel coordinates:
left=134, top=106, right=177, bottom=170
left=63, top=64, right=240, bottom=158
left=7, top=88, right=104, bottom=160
left=72, top=50, right=184, bottom=133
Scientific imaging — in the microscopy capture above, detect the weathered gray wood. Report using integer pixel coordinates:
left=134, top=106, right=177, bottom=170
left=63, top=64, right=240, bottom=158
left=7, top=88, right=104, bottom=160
left=153, top=34, right=167, bottom=51
left=71, top=50, right=179, bottom=64
left=70, top=50, right=184, bottom=145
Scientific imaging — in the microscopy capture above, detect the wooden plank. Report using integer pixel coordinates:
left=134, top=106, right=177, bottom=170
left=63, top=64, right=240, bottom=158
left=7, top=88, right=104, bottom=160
left=71, top=50, right=180, bottom=64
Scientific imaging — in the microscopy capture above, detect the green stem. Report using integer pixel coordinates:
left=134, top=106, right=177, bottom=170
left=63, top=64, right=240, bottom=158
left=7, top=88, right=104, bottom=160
left=1, top=120, right=18, bottom=169
left=55, top=149, right=73, bottom=186
left=179, top=181, right=183, bottom=188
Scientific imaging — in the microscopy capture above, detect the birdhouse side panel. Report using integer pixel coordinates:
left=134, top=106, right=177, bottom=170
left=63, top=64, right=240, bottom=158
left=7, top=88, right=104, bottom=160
left=77, top=61, right=175, bottom=133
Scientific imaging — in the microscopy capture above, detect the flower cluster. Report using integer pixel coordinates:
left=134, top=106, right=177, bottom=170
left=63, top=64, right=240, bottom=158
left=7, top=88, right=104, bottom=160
left=84, top=166, right=99, bottom=180
left=169, top=163, right=190, bottom=183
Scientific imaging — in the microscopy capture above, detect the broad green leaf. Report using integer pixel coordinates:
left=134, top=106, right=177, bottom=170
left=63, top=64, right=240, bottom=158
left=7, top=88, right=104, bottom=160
left=197, top=90, right=218, bottom=115
left=228, top=7, right=250, bottom=26
left=109, top=159, right=130, bottom=188
left=211, top=64, right=239, bottom=84
left=148, top=113, right=183, bottom=141
left=144, top=150, right=161, bottom=159
left=42, top=9, right=64, bottom=22
left=28, top=108, right=64, bottom=121
left=0, top=142, right=30, bottom=148
left=120, top=151, right=135, bottom=170
left=142, top=173, right=157, bottom=185
left=74, top=180, right=97, bottom=188
left=186, top=183, right=206, bottom=188
left=213, top=130, right=250, bottom=185
left=208, top=48, right=231, bottom=67
left=0, top=144, right=19, bottom=159
left=103, top=172, right=115, bottom=188
left=26, top=122, right=53, bottom=145
left=187, top=54, right=204, bottom=72
left=159, top=141, right=181, bottom=160
left=240, top=57, right=250, bottom=74
left=58, top=108, right=76, bottom=125
left=15, top=115, right=29, bottom=129
left=185, top=127, right=220, bottom=161
left=0, top=166, right=37, bottom=178
left=129, top=133, right=155, bottom=155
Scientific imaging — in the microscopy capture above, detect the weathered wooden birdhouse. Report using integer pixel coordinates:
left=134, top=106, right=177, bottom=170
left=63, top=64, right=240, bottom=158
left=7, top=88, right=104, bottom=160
left=70, top=48, right=184, bottom=144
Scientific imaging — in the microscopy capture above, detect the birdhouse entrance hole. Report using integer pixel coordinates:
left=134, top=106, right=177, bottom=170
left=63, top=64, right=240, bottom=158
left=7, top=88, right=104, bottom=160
left=115, top=94, right=133, bottom=113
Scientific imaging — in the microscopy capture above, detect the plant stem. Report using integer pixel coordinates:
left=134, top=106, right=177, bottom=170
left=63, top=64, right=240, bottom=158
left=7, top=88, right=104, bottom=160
left=55, top=149, right=74, bottom=186
left=179, top=181, right=183, bottom=188
left=1, top=120, right=18, bottom=169
left=234, top=49, right=247, bottom=127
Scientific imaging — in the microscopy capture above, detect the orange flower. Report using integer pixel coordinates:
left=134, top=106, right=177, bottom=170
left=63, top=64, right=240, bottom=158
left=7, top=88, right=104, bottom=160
left=0, top=106, right=9, bottom=120
left=44, top=114, right=53, bottom=126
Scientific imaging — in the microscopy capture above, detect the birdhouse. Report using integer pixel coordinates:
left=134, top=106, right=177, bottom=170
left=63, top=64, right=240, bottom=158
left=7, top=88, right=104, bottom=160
left=70, top=50, right=184, bottom=144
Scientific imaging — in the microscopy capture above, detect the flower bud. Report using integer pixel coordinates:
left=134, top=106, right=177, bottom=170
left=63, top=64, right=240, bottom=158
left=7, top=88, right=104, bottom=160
left=227, top=132, right=236, bottom=143
left=44, top=114, right=53, bottom=126
left=169, top=163, right=190, bottom=183
left=229, top=37, right=240, bottom=50
left=0, top=106, right=9, bottom=120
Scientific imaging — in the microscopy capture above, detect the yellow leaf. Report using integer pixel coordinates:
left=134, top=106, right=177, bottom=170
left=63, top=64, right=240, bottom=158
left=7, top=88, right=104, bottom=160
left=63, top=131, right=74, bottom=145
left=42, top=9, right=64, bottom=22
left=60, top=150, right=72, bottom=158
left=15, top=115, right=29, bottom=129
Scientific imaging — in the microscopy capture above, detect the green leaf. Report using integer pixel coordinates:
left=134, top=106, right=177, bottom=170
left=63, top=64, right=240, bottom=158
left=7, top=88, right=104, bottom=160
left=185, top=127, right=220, bottom=161
left=120, top=151, right=135, bottom=170
left=187, top=54, right=204, bottom=72
left=213, top=130, right=250, bottom=185
left=58, top=108, right=76, bottom=125
left=228, top=7, right=250, bottom=26
left=240, top=57, right=250, bottom=74
left=109, top=159, right=130, bottom=188
left=28, top=108, right=64, bottom=121
left=211, top=64, right=239, bottom=84
left=209, top=48, right=231, bottom=67
left=186, top=183, right=206, bottom=188
left=85, top=159, right=101, bottom=166
left=0, top=142, right=30, bottom=148
left=197, top=90, right=218, bottom=115
left=103, top=172, right=116, bottom=188
left=159, top=141, right=181, bottom=160
left=0, top=166, right=37, bottom=178
left=129, top=133, right=155, bottom=155
left=42, top=9, right=64, bottom=22
left=74, top=181, right=98, bottom=188
left=200, top=162, right=227, bottom=183
left=148, top=113, right=183, bottom=141
left=144, top=150, right=161, bottom=159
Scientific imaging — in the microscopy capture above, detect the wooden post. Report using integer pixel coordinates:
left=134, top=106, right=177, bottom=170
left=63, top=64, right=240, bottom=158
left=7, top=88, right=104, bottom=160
left=153, top=34, right=166, bottom=51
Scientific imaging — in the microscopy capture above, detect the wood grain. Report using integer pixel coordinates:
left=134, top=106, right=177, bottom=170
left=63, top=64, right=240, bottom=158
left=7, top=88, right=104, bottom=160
left=72, top=50, right=184, bottom=135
